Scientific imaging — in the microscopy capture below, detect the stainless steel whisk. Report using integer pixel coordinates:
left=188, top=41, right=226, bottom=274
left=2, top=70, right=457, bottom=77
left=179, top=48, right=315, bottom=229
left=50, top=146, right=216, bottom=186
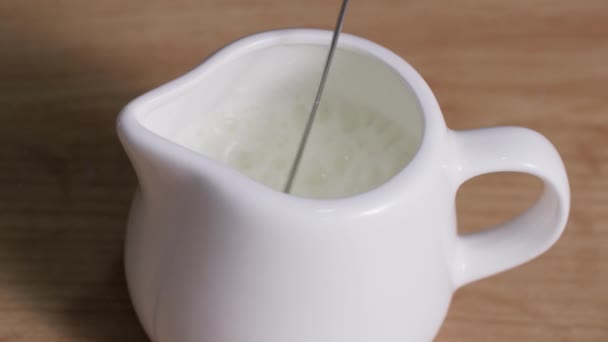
left=283, top=0, right=350, bottom=193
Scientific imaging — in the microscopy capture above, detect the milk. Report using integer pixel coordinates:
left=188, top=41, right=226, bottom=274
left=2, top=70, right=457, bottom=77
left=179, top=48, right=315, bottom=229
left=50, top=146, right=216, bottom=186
left=191, top=95, right=419, bottom=199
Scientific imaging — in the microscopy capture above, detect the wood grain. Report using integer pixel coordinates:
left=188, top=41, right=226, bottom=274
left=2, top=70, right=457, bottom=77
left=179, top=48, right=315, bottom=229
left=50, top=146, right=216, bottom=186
left=1, top=0, right=606, bottom=341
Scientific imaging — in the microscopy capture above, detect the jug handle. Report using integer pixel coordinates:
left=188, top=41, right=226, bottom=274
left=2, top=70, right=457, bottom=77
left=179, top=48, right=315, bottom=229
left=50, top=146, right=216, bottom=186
left=446, top=127, right=570, bottom=288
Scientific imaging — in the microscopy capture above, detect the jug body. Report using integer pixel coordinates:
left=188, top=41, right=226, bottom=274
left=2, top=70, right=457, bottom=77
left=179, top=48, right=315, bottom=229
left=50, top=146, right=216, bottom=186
left=122, top=162, right=458, bottom=342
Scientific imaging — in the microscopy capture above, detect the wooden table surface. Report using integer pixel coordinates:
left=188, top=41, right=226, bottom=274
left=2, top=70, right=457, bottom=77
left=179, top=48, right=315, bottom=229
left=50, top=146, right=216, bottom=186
left=1, top=0, right=606, bottom=341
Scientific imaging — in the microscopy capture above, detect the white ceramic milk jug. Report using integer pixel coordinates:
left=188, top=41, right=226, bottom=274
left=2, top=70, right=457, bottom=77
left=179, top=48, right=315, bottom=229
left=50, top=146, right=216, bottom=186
left=117, top=29, right=570, bottom=342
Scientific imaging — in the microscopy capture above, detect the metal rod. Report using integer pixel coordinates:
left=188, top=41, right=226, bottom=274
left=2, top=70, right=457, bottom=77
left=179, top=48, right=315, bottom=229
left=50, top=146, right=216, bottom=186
left=283, top=0, right=350, bottom=193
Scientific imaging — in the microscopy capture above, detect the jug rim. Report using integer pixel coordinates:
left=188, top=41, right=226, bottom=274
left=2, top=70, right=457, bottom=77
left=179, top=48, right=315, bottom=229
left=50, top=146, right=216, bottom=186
left=118, top=28, right=446, bottom=212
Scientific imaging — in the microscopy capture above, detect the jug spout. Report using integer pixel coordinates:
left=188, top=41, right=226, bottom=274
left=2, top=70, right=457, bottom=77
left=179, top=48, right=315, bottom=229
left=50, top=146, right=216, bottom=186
left=117, top=104, right=200, bottom=199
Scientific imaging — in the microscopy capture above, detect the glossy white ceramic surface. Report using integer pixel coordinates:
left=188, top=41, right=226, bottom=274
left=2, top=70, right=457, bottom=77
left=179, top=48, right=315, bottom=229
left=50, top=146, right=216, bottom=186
left=117, top=29, right=570, bottom=342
